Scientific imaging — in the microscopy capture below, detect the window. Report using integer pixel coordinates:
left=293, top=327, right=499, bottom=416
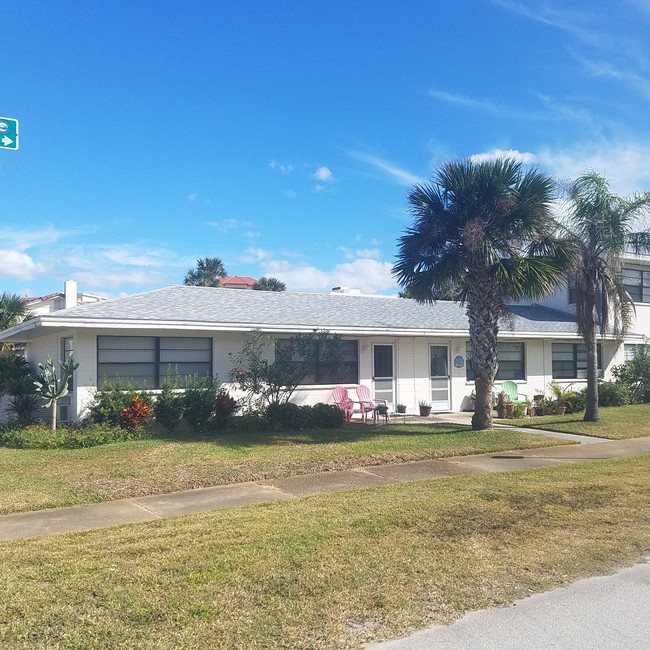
left=552, top=343, right=602, bottom=379
left=466, top=342, right=525, bottom=381
left=622, top=268, right=650, bottom=303
left=62, top=337, right=74, bottom=392
left=97, top=336, right=212, bottom=389
left=624, top=344, right=641, bottom=362
left=277, top=339, right=359, bottom=385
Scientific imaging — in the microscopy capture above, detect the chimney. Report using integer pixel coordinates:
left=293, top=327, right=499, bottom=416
left=64, top=280, right=78, bottom=309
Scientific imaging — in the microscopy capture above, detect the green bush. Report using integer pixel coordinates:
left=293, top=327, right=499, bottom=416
left=0, top=421, right=153, bottom=449
left=308, top=402, right=346, bottom=428
left=570, top=388, right=587, bottom=413
left=226, top=410, right=266, bottom=434
left=153, top=383, right=184, bottom=432
left=182, top=376, right=219, bottom=433
left=90, top=382, right=154, bottom=426
left=264, top=402, right=310, bottom=431
left=611, top=345, right=650, bottom=404
left=597, top=381, right=630, bottom=407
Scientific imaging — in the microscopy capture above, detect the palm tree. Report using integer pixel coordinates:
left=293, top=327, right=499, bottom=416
left=0, top=292, right=30, bottom=332
left=253, top=276, right=286, bottom=292
left=394, top=157, right=575, bottom=430
left=183, top=257, right=228, bottom=287
left=561, top=171, right=650, bottom=422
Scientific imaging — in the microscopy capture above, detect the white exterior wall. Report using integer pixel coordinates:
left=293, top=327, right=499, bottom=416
left=16, top=327, right=627, bottom=422
left=630, top=303, right=650, bottom=339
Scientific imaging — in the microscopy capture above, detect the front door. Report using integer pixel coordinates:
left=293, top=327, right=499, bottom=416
left=430, top=345, right=450, bottom=410
left=373, top=344, right=394, bottom=406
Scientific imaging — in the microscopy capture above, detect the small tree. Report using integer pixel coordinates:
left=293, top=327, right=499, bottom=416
left=183, top=257, right=227, bottom=287
left=253, top=277, right=286, bottom=292
left=34, top=356, right=79, bottom=431
left=230, top=330, right=344, bottom=410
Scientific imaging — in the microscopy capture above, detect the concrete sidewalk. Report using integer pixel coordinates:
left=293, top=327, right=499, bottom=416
left=2, top=426, right=650, bottom=541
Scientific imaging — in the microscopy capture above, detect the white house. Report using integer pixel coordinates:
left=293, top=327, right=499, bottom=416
left=0, top=282, right=640, bottom=423
left=24, top=280, right=105, bottom=316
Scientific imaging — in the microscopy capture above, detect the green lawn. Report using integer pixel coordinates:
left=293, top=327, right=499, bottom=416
left=1, top=454, right=648, bottom=649
left=0, top=423, right=573, bottom=515
left=502, top=403, right=650, bottom=439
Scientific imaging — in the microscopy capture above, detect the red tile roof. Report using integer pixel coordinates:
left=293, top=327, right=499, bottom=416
left=220, top=276, right=257, bottom=287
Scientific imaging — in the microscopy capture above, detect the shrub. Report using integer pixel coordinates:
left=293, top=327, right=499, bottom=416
left=153, top=383, right=184, bottom=432
left=263, top=402, right=310, bottom=431
left=226, top=410, right=266, bottom=434
left=611, top=345, right=650, bottom=404
left=0, top=421, right=153, bottom=449
left=597, top=381, right=630, bottom=407
left=90, top=382, right=153, bottom=426
left=119, top=396, right=154, bottom=431
left=182, top=376, right=219, bottom=433
left=213, top=390, right=238, bottom=428
left=6, top=392, right=41, bottom=424
left=308, top=402, right=346, bottom=428
left=571, top=388, right=587, bottom=413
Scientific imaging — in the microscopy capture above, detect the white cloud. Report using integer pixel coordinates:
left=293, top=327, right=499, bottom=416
left=0, top=250, right=45, bottom=280
left=241, top=247, right=274, bottom=263
left=269, top=160, right=294, bottom=175
left=348, top=150, right=425, bottom=186
left=536, top=140, right=650, bottom=195
left=210, top=218, right=253, bottom=233
left=73, top=269, right=169, bottom=289
left=428, top=89, right=505, bottom=115
left=470, top=149, right=538, bottom=164
left=101, top=245, right=178, bottom=268
left=283, top=189, right=297, bottom=198
left=259, top=256, right=396, bottom=294
left=0, top=225, right=62, bottom=251
left=340, top=247, right=381, bottom=261
left=313, top=166, right=334, bottom=182
left=187, top=191, right=198, bottom=202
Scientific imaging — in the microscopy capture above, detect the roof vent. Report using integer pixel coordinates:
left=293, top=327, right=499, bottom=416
left=330, top=287, right=362, bottom=295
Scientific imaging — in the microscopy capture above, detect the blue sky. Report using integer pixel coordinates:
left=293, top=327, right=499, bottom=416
left=2, top=0, right=650, bottom=298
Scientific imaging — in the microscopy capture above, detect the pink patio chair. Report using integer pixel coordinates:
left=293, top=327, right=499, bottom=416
left=354, top=384, right=388, bottom=424
left=331, top=385, right=354, bottom=423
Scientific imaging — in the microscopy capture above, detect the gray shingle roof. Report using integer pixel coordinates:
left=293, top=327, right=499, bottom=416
left=45, top=285, right=578, bottom=335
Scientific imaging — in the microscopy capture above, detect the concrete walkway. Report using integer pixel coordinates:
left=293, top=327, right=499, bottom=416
left=1, top=417, right=650, bottom=541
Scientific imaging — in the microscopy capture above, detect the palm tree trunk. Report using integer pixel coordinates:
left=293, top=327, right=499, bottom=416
left=583, top=328, right=600, bottom=422
left=467, top=289, right=500, bottom=431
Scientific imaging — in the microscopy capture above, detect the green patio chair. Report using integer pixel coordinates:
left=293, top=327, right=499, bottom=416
left=500, top=380, right=528, bottom=403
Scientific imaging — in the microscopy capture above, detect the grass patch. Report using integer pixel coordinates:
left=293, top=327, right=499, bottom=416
left=503, top=403, right=650, bottom=439
left=0, top=423, right=572, bottom=515
left=0, top=454, right=648, bottom=649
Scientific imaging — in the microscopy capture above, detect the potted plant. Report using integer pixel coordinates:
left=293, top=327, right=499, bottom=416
left=376, top=403, right=388, bottom=416
left=533, top=394, right=545, bottom=416
left=418, top=400, right=432, bottom=416
left=548, top=380, right=575, bottom=415
left=396, top=404, right=407, bottom=414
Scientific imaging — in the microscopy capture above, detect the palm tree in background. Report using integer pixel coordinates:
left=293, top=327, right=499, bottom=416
left=253, top=277, right=286, bottom=292
left=0, top=292, right=31, bottom=353
left=183, top=257, right=228, bottom=287
left=561, top=171, right=650, bottom=422
left=394, top=157, right=575, bottom=430
left=0, top=292, right=30, bottom=331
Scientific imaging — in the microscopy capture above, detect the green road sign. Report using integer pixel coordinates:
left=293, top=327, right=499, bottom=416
left=0, top=117, right=19, bottom=150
